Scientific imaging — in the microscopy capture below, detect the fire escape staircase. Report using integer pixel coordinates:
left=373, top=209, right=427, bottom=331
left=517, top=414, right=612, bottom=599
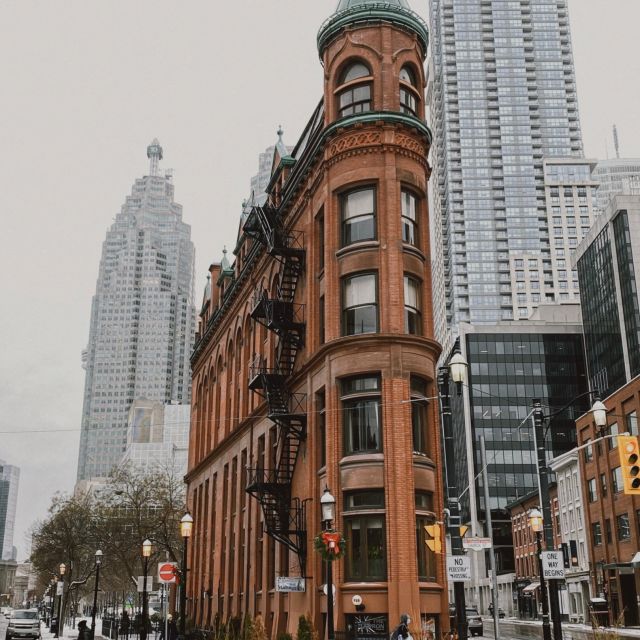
left=243, top=204, right=307, bottom=575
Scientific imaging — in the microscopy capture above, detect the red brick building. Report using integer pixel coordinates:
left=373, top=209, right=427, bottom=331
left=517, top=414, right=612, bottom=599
left=185, top=1, right=448, bottom=638
left=507, top=489, right=561, bottom=619
left=577, top=376, right=640, bottom=627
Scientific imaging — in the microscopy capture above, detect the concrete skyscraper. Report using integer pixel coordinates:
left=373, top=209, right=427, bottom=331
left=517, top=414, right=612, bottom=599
left=0, top=461, right=19, bottom=561
left=427, top=0, right=583, bottom=347
left=76, top=140, right=196, bottom=482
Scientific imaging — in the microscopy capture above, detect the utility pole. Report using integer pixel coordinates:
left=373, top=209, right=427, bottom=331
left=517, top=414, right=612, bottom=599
left=479, top=436, right=499, bottom=640
left=439, top=367, right=467, bottom=640
left=532, top=399, right=563, bottom=640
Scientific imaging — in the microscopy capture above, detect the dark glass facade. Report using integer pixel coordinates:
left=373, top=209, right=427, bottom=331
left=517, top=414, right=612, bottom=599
left=459, top=332, right=588, bottom=574
left=613, top=211, right=640, bottom=379
left=577, top=226, right=627, bottom=395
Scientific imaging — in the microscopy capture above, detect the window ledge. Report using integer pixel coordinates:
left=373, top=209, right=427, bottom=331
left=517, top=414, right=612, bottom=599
left=403, top=244, right=426, bottom=261
left=340, top=453, right=384, bottom=467
left=336, top=241, right=380, bottom=258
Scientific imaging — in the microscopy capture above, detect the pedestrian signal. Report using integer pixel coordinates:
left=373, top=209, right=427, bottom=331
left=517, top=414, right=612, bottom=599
left=425, top=523, right=442, bottom=553
left=618, top=435, right=640, bottom=494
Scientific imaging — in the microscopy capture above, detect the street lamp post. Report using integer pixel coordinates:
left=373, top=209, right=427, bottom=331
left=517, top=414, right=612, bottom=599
left=529, top=509, right=552, bottom=640
left=91, top=550, right=103, bottom=640
left=532, top=394, right=607, bottom=640
left=141, top=540, right=152, bottom=640
left=321, top=488, right=336, bottom=640
left=56, top=563, right=66, bottom=638
left=438, top=344, right=468, bottom=640
left=179, top=513, right=193, bottom=640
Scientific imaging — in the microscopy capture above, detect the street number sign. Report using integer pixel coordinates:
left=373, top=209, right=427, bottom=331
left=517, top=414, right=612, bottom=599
left=542, top=551, right=565, bottom=579
left=463, top=537, right=492, bottom=551
left=446, top=556, right=472, bottom=582
left=158, top=562, right=178, bottom=584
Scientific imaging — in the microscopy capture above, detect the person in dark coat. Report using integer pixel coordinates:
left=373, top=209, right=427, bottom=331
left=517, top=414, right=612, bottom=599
left=77, top=620, right=91, bottom=640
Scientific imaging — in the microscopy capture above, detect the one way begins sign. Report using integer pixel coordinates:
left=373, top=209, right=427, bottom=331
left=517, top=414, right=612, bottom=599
left=541, top=551, right=565, bottom=579
left=446, top=556, right=472, bottom=582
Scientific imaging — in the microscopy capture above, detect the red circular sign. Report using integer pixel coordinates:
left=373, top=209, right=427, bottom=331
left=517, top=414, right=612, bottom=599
left=158, top=563, right=177, bottom=583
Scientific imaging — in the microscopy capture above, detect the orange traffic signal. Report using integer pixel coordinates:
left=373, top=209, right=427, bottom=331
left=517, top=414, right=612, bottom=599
left=618, top=435, right=640, bottom=494
left=425, top=523, right=442, bottom=553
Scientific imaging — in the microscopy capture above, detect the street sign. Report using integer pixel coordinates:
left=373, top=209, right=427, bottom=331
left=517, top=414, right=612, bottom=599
left=158, top=562, right=178, bottom=584
left=137, top=576, right=153, bottom=593
left=541, top=551, right=565, bottom=579
left=463, top=537, right=492, bottom=551
left=56, top=581, right=64, bottom=596
left=446, top=556, right=472, bottom=582
left=276, top=577, right=305, bottom=592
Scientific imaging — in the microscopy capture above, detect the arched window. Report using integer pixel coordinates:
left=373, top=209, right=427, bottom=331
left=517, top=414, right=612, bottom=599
left=399, top=65, right=419, bottom=116
left=337, top=61, right=372, bottom=118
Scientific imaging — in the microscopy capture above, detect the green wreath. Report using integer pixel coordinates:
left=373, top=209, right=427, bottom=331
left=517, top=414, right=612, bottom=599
left=313, top=530, right=346, bottom=561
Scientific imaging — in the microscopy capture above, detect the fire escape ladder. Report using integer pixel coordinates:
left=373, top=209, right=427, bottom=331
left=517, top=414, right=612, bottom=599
left=245, top=203, right=307, bottom=575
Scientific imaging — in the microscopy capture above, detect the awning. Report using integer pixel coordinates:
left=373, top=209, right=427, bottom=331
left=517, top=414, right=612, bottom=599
left=523, top=582, right=540, bottom=593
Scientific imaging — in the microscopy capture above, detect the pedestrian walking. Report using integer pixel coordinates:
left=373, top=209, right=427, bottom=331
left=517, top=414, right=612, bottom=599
left=391, top=614, right=413, bottom=640
left=77, top=619, right=91, bottom=640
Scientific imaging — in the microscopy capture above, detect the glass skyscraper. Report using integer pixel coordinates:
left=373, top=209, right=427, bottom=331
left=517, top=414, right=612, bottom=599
left=76, top=140, right=196, bottom=482
left=0, top=461, right=19, bottom=561
left=427, top=0, right=583, bottom=346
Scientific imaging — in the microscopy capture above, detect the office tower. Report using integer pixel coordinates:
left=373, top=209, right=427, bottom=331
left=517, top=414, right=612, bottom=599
left=574, top=194, right=640, bottom=395
left=593, top=158, right=640, bottom=211
left=449, top=304, right=588, bottom=603
left=76, top=140, right=196, bottom=482
left=120, top=401, right=190, bottom=476
left=0, top=461, right=19, bottom=561
left=427, top=0, right=583, bottom=347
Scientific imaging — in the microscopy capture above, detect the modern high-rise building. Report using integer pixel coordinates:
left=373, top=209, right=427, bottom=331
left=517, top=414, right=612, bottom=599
left=76, top=140, right=196, bottom=482
left=593, top=158, right=640, bottom=212
left=427, top=0, right=583, bottom=347
left=574, top=194, right=640, bottom=395
left=446, top=303, right=588, bottom=610
left=0, top=460, right=19, bottom=561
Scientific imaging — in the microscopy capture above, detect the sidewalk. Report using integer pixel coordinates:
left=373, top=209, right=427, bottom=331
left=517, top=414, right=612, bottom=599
left=41, top=617, right=107, bottom=640
left=485, top=615, right=640, bottom=637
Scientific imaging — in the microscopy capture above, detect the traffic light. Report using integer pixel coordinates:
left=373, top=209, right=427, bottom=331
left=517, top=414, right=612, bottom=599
left=425, top=523, right=442, bottom=553
left=618, top=435, right=640, bottom=494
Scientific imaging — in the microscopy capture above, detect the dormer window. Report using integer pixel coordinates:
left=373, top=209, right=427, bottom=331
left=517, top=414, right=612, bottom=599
left=337, top=61, right=372, bottom=118
left=399, top=65, right=419, bottom=116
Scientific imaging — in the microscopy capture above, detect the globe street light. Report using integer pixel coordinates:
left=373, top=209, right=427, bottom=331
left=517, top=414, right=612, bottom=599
left=141, top=540, right=152, bottom=640
left=179, top=513, right=193, bottom=640
left=91, top=550, right=103, bottom=640
left=529, top=509, right=551, bottom=640
left=321, top=487, right=336, bottom=640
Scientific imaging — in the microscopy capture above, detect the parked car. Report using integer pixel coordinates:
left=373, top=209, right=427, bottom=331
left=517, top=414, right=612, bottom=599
left=6, top=609, right=41, bottom=640
left=466, top=608, right=483, bottom=637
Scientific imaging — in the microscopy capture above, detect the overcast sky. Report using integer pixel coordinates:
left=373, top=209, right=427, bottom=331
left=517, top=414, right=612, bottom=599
left=1, top=0, right=639, bottom=560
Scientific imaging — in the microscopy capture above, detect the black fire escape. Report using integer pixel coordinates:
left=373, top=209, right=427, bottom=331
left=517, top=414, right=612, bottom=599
left=243, top=204, right=307, bottom=575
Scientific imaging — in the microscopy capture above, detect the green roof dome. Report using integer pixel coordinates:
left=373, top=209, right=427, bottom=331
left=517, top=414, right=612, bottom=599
left=318, top=0, right=428, bottom=57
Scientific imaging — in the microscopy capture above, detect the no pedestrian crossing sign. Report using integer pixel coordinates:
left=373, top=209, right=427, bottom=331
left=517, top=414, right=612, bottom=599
left=447, top=556, right=472, bottom=582
left=542, top=551, right=565, bottom=579
left=158, top=562, right=178, bottom=584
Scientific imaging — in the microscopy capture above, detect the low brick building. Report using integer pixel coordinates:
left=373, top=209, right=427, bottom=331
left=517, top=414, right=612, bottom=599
left=508, top=490, right=561, bottom=620
left=185, top=1, right=448, bottom=638
left=577, top=375, right=640, bottom=627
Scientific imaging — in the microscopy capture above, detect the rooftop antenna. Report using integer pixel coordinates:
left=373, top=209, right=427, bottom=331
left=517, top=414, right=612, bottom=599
left=613, top=124, right=620, bottom=159
left=147, top=138, right=163, bottom=176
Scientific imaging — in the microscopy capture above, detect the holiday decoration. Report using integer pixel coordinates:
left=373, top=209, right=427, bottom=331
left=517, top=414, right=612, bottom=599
left=313, top=530, right=346, bottom=561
